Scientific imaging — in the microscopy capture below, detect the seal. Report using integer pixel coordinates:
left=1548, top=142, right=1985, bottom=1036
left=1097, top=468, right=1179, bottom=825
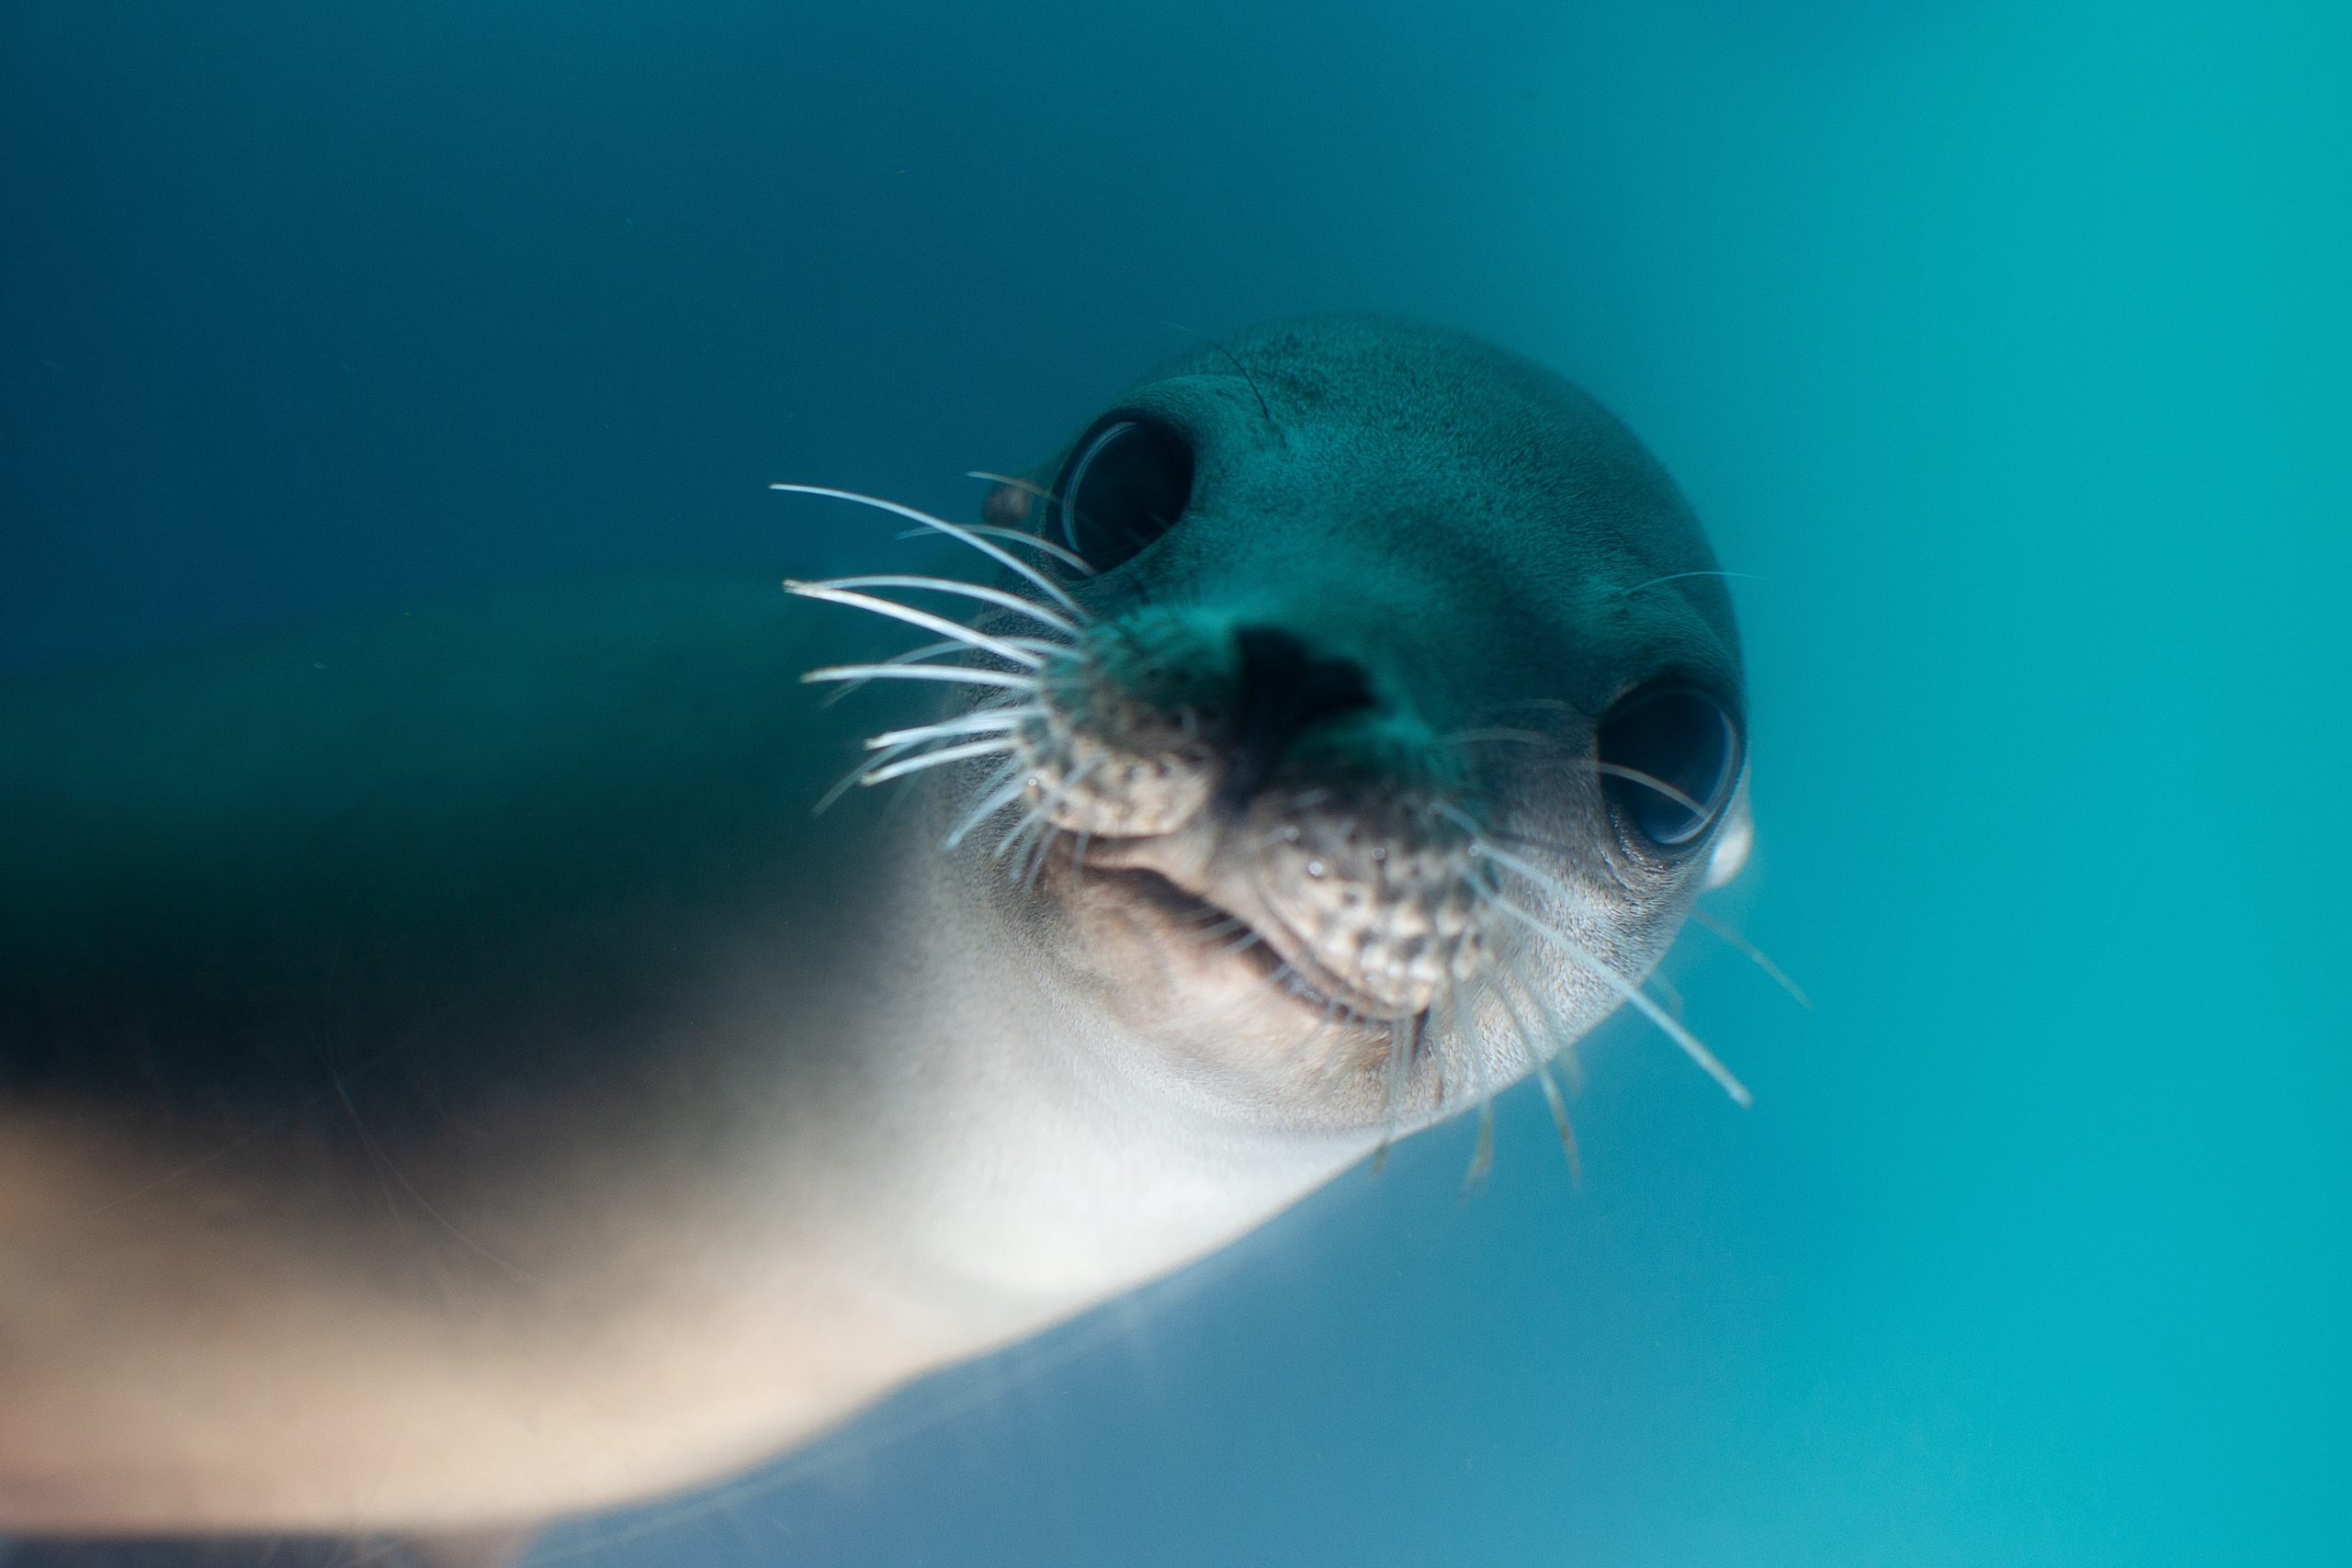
left=0, top=316, right=1748, bottom=1559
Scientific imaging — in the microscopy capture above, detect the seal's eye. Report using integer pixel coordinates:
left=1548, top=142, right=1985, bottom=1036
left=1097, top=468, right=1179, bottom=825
left=1596, top=685, right=1739, bottom=851
left=1056, top=413, right=1193, bottom=570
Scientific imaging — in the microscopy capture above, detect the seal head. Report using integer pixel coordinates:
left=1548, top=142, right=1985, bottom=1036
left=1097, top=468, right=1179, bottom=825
left=822, top=315, right=1750, bottom=1134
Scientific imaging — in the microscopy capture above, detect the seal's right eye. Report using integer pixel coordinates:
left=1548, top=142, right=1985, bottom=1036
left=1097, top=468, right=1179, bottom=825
left=1056, top=413, right=1193, bottom=570
left=1596, top=684, right=1739, bottom=852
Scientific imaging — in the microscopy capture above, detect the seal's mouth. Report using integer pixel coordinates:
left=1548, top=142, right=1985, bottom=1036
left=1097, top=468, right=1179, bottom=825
left=1080, top=856, right=1416, bottom=1024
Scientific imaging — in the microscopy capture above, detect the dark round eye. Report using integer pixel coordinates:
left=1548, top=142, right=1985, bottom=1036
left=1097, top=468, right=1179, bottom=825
left=1595, top=685, right=1739, bottom=851
left=1056, top=413, right=1193, bottom=570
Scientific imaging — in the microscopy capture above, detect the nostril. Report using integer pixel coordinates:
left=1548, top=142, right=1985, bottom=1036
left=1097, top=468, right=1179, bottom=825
left=1220, top=625, right=1378, bottom=810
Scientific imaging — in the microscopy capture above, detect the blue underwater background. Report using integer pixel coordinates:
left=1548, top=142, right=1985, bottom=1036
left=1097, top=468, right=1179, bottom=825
left=3, top=2, right=2347, bottom=1564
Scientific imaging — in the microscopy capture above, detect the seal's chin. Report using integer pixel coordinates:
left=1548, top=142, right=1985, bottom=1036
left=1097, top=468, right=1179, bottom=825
left=1062, top=840, right=1419, bottom=1026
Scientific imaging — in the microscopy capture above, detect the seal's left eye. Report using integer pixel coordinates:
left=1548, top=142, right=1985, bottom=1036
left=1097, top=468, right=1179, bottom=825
left=1056, top=413, right=1193, bottom=570
left=1596, top=685, right=1739, bottom=852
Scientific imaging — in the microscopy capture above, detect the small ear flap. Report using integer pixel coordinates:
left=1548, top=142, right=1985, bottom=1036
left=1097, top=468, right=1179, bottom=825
left=980, top=477, right=1038, bottom=530
left=970, top=466, right=1057, bottom=533
left=1702, top=775, right=1754, bottom=890
left=0, top=1525, right=536, bottom=1568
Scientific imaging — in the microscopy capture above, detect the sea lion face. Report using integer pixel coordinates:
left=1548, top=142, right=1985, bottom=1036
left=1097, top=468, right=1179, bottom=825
left=813, top=316, right=1747, bottom=1134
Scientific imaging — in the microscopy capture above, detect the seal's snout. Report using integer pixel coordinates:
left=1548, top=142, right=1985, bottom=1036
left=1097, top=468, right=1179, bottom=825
left=995, top=607, right=1488, bottom=1023
left=1219, top=624, right=1376, bottom=813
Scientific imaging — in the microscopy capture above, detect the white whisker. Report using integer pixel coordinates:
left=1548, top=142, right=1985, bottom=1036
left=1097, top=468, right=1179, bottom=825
left=786, top=581, right=1046, bottom=668
left=1486, top=966, right=1558, bottom=1068
left=1443, top=807, right=1749, bottom=1103
left=802, top=663, right=1040, bottom=693
left=865, top=707, right=1042, bottom=751
left=966, top=481, right=1099, bottom=575
left=816, top=734, right=925, bottom=816
left=1487, top=892, right=1751, bottom=1107
left=770, top=482, right=1085, bottom=617
left=993, top=806, right=1048, bottom=867
left=1618, top=570, right=1759, bottom=597
left=1459, top=1100, right=1496, bottom=1195
left=1530, top=1056, right=1584, bottom=1185
left=1385, top=1014, right=1419, bottom=1132
left=1484, top=974, right=1584, bottom=1183
left=894, top=523, right=1097, bottom=577
left=944, top=764, right=1032, bottom=851
left=1649, top=966, right=1687, bottom=1021
left=819, top=638, right=976, bottom=707
left=797, top=574, right=1084, bottom=637
left=861, top=738, right=1020, bottom=785
left=1592, top=761, right=1710, bottom=818
left=1438, top=748, right=1711, bottom=819
left=1021, top=825, right=1062, bottom=892
left=966, top=469, right=1057, bottom=504
left=1012, top=758, right=1100, bottom=886
left=1689, top=907, right=1814, bottom=1010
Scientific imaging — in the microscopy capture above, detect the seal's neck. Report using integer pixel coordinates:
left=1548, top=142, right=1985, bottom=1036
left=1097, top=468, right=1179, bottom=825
left=825, top=818, right=1377, bottom=1338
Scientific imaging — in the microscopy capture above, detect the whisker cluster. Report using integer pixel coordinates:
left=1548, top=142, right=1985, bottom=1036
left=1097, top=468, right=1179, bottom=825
left=775, top=476, right=1757, bottom=1198
left=1433, top=802, right=1751, bottom=1109
left=774, top=481, right=1093, bottom=853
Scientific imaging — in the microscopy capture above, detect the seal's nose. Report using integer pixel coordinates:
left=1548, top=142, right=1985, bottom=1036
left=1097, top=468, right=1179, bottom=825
left=1219, top=625, right=1376, bottom=811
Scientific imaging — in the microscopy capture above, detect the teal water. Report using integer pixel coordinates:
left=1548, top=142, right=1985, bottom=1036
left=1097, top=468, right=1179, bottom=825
left=4, top=2, right=2346, bottom=1563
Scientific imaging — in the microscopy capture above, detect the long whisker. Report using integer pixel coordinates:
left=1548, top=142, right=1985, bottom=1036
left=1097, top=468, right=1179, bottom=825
left=818, top=638, right=984, bottom=708
left=1382, top=1013, right=1419, bottom=1142
left=797, top=573, right=1084, bottom=637
left=1593, top=761, right=1710, bottom=818
left=1689, top=907, right=1814, bottom=1010
left=1530, top=1057, right=1584, bottom=1187
left=964, top=479, right=1098, bottom=575
left=1487, top=964, right=1561, bottom=1067
left=1431, top=803, right=1577, bottom=863
left=967, top=469, right=1055, bottom=501
left=895, top=523, right=1098, bottom=577
left=786, top=581, right=1046, bottom=668
left=865, top=707, right=1042, bottom=751
left=1617, top=570, right=1760, bottom=597
left=801, top=663, right=1041, bottom=693
left=1022, top=823, right=1064, bottom=892
left=1014, top=758, right=1101, bottom=887
left=1363, top=1013, right=1409, bottom=1172
left=1433, top=973, right=1487, bottom=1106
left=1444, top=811, right=1750, bottom=1104
left=1486, top=971, right=1584, bottom=1183
left=818, top=709, right=1021, bottom=808
left=1649, top=965, right=1688, bottom=1021
left=817, top=737, right=915, bottom=816
left=861, top=738, right=1020, bottom=785
left=1459, top=1100, right=1497, bottom=1196
left=770, top=482, right=1085, bottom=617
left=1160, top=321, right=1276, bottom=430
left=992, top=805, right=1050, bottom=868
left=1437, top=736, right=1712, bottom=820
left=944, top=762, right=1032, bottom=851
left=1486, top=891, right=1752, bottom=1107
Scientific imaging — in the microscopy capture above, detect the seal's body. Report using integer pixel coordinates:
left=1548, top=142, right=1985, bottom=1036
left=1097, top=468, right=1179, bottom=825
left=0, top=318, right=1747, bottom=1549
